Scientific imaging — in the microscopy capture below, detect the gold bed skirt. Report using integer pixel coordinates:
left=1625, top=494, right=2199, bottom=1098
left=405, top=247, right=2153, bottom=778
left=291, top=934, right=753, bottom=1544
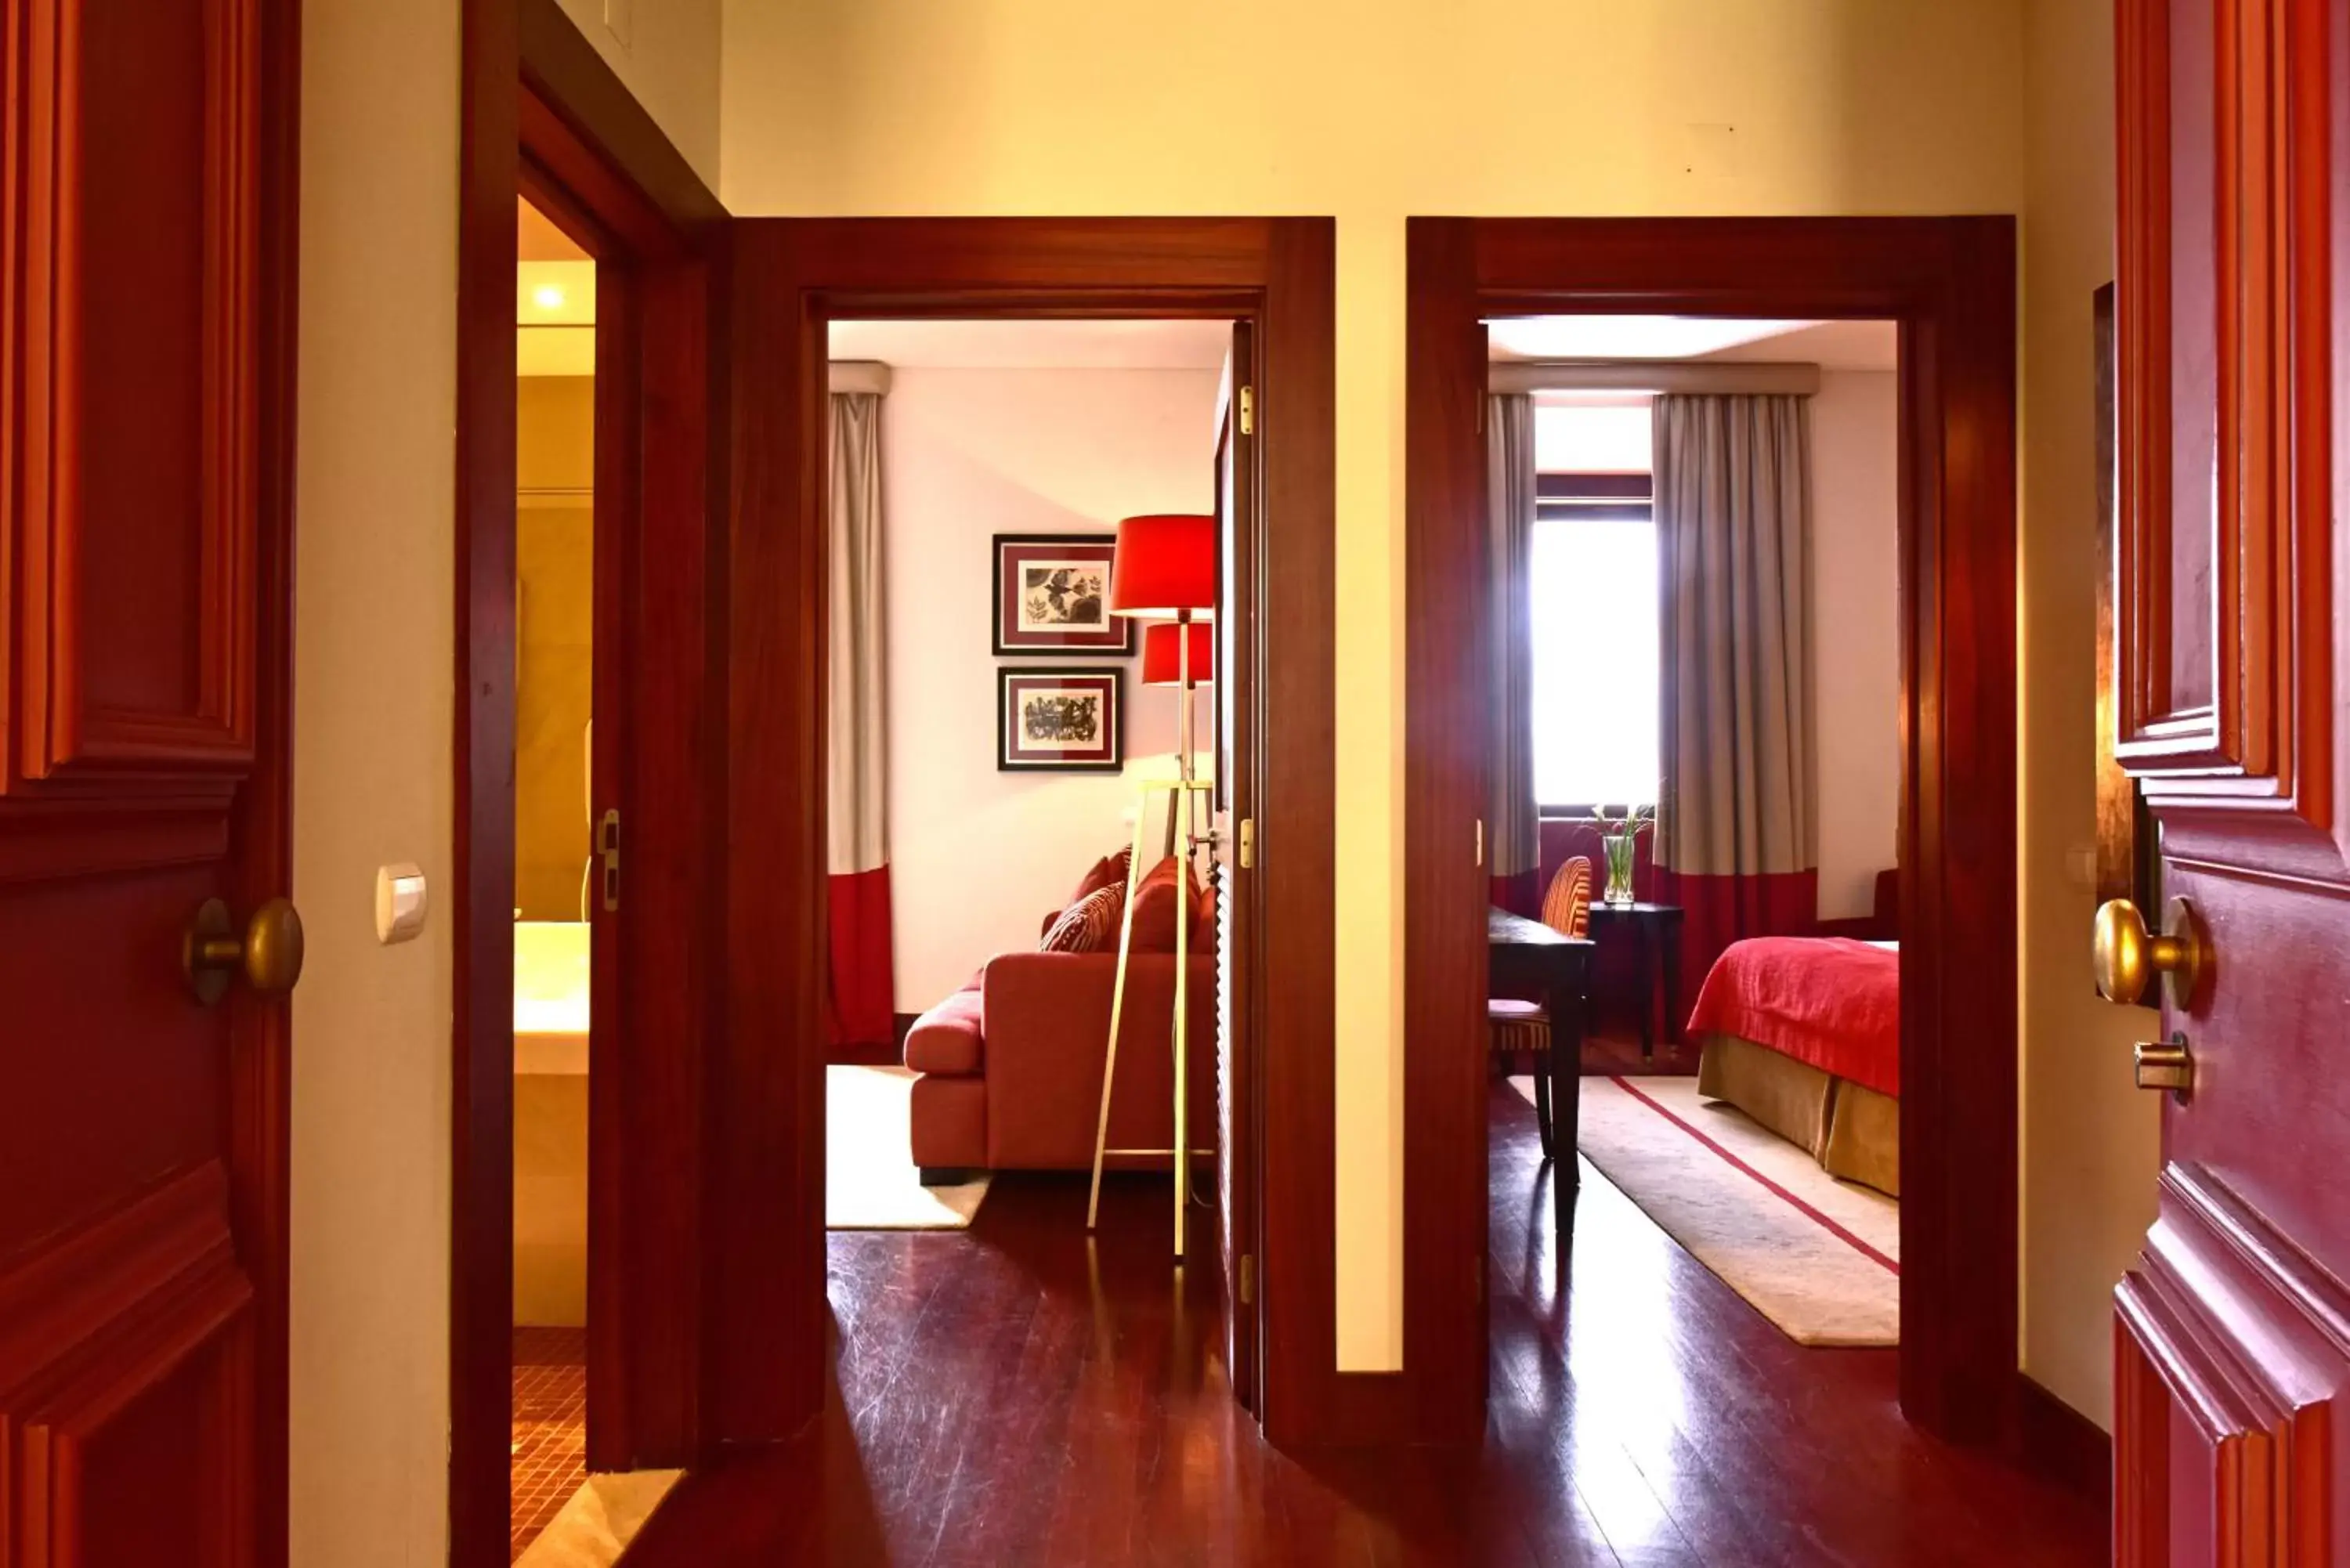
left=1694, top=1033, right=1900, bottom=1198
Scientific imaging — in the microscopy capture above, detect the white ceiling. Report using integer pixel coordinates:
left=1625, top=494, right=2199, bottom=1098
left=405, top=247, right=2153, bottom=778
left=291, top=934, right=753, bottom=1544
left=1488, top=316, right=1896, bottom=371
left=827, top=318, right=1231, bottom=370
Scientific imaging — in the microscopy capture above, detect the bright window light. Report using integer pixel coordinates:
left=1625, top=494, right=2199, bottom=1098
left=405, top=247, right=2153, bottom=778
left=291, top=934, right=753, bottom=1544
left=532, top=284, right=566, bottom=310
left=1530, top=514, right=1661, bottom=807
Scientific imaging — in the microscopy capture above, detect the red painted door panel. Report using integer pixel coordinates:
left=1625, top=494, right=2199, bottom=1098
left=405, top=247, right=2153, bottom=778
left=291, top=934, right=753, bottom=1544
left=2112, top=0, right=2350, bottom=1560
left=1, top=0, right=295, bottom=1563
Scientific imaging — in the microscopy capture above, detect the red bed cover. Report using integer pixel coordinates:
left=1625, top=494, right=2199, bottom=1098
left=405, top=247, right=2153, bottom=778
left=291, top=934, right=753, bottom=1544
left=1685, top=937, right=1900, bottom=1097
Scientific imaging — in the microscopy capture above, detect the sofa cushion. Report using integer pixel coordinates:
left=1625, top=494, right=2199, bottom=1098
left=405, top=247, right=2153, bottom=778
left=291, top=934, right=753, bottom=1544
left=1067, top=846, right=1133, bottom=907
left=904, top=986, right=985, bottom=1076
left=1129, top=855, right=1201, bottom=952
left=1041, top=882, right=1123, bottom=953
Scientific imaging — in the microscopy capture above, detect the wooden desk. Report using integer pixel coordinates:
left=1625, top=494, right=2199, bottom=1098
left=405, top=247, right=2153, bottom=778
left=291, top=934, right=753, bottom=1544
left=1584, top=901, right=1685, bottom=1057
left=1489, top=906, right=1595, bottom=1237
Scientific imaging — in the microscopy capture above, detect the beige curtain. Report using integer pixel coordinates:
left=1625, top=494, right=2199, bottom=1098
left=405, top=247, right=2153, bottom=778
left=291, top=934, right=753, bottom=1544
left=1653, top=392, right=1817, bottom=885
left=828, top=392, right=887, bottom=874
left=827, top=390, right=892, bottom=1046
left=1487, top=393, right=1540, bottom=905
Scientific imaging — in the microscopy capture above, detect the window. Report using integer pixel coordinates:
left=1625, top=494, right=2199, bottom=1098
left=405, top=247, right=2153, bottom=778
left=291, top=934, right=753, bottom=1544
left=1530, top=474, right=1659, bottom=807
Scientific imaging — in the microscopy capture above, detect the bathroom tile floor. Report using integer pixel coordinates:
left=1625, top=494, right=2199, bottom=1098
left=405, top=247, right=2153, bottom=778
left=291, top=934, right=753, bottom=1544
left=512, top=1326, right=588, bottom=1561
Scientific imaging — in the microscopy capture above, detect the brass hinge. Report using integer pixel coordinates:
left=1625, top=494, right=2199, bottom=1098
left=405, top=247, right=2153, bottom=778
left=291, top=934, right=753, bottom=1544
left=1238, top=818, right=1256, bottom=869
left=597, top=808, right=622, bottom=912
left=1474, top=818, right=1484, bottom=868
left=1238, top=385, right=1255, bottom=436
left=1238, top=1253, right=1256, bottom=1306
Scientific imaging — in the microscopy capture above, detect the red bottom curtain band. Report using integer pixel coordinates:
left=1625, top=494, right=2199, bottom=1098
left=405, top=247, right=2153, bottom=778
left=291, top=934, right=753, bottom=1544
left=827, top=865, right=898, bottom=1051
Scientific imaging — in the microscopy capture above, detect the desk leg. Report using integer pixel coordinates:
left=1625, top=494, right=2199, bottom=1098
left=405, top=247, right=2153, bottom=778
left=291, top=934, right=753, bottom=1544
left=1663, top=920, right=1683, bottom=1044
left=1549, top=961, right=1582, bottom=1239
left=1637, top=920, right=1656, bottom=1061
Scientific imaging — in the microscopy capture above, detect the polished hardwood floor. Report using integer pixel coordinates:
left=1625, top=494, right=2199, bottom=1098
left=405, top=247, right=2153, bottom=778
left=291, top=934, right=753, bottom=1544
left=623, top=1086, right=2105, bottom=1566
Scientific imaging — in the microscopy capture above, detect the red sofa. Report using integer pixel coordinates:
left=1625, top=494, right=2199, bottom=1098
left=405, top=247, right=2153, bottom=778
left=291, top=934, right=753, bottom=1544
left=906, top=948, right=1217, bottom=1179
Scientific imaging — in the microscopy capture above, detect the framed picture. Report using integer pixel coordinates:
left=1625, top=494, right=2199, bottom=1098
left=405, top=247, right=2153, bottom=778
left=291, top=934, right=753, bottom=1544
left=992, top=533, right=1133, bottom=655
left=998, top=667, right=1124, bottom=772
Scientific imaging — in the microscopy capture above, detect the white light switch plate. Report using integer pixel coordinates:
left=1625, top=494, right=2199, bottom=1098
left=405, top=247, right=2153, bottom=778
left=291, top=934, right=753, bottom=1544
left=376, top=862, right=429, bottom=945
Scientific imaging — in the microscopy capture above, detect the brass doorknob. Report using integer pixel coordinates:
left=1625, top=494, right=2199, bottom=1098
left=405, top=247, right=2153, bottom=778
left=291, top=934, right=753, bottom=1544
left=185, top=896, right=306, bottom=1006
left=2092, top=896, right=2207, bottom=1008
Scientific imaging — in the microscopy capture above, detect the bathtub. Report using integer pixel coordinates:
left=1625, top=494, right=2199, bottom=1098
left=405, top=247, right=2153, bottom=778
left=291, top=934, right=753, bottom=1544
left=515, top=920, right=588, bottom=1075
left=515, top=920, right=588, bottom=1325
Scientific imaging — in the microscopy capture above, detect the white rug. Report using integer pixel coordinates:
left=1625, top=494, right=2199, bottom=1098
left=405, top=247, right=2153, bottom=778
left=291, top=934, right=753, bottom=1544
left=828, top=1065, right=990, bottom=1230
left=1515, top=1074, right=1900, bottom=1346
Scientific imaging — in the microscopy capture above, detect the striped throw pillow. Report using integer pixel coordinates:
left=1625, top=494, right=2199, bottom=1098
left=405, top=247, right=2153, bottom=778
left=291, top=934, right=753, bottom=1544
left=1041, top=883, right=1124, bottom=953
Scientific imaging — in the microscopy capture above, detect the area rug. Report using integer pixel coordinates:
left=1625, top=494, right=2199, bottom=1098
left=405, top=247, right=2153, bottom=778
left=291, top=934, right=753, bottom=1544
left=1515, top=1074, right=1898, bottom=1346
left=827, top=1065, right=990, bottom=1230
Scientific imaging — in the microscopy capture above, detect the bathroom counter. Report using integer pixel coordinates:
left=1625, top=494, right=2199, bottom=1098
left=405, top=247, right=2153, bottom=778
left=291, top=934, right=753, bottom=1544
left=515, top=920, right=588, bottom=1075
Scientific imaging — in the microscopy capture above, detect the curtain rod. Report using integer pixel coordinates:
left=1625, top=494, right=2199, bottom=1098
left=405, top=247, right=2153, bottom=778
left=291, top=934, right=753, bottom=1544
left=1488, top=360, right=1820, bottom=396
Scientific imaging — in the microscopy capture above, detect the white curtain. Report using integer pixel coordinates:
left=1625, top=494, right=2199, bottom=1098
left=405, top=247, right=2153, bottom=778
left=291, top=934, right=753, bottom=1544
left=1487, top=392, right=1539, bottom=903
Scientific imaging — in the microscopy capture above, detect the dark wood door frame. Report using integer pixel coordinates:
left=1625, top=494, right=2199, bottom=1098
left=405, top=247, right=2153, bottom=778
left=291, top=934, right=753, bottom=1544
left=453, top=2, right=727, bottom=1564
left=1405, top=216, right=2019, bottom=1443
left=720, top=218, right=1344, bottom=1447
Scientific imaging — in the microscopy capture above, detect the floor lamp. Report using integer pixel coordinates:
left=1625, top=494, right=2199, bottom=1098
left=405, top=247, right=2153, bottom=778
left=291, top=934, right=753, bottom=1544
left=1086, top=514, right=1216, bottom=1256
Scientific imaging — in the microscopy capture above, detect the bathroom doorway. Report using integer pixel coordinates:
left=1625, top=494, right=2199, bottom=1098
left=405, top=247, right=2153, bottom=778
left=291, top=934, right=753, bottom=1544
left=448, top=19, right=730, bottom=1568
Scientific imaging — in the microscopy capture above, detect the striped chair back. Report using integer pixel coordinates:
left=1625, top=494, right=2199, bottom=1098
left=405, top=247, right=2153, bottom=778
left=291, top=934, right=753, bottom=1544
left=1539, top=855, right=1593, bottom=940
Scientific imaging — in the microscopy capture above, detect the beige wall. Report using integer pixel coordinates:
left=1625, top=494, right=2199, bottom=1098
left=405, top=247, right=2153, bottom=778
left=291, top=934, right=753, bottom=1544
left=880, top=367, right=1221, bottom=1010
left=291, top=0, right=457, bottom=1563
left=1810, top=370, right=1902, bottom=922
left=720, top=0, right=2029, bottom=1374
left=516, top=378, right=597, bottom=921
left=2019, top=0, right=2161, bottom=1423
left=555, top=0, right=722, bottom=189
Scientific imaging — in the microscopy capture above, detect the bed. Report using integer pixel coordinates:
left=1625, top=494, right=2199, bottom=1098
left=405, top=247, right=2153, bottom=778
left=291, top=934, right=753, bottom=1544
left=1687, top=935, right=1900, bottom=1197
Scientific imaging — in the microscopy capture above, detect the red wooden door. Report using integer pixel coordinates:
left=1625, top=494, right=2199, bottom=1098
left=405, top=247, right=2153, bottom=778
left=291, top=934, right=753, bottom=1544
left=0, top=0, right=298, bottom=1563
left=2110, top=0, right=2350, bottom=1559
left=1214, top=321, right=1262, bottom=1414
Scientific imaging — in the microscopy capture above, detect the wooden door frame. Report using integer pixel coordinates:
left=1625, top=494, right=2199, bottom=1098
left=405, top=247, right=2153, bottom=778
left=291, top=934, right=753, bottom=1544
left=1405, top=217, right=2020, bottom=1443
left=719, top=218, right=1343, bottom=1447
left=452, top=2, right=726, bottom=1564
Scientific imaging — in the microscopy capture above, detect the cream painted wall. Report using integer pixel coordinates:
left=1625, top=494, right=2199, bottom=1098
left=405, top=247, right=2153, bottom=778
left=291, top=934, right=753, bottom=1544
left=2020, top=0, right=2161, bottom=1426
left=878, top=367, right=1220, bottom=1010
left=1810, top=370, right=1900, bottom=921
left=719, top=0, right=2027, bottom=1372
left=555, top=0, right=722, bottom=189
left=290, top=0, right=457, bottom=1562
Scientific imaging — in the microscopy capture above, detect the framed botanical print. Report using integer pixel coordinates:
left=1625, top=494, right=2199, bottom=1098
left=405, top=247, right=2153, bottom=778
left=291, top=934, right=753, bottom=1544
left=992, top=533, right=1133, bottom=655
left=998, top=667, right=1124, bottom=772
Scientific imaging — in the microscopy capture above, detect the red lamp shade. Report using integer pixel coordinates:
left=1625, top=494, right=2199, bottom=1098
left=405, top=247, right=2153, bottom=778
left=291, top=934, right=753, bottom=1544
left=1141, top=620, right=1214, bottom=687
left=1108, top=513, right=1217, bottom=619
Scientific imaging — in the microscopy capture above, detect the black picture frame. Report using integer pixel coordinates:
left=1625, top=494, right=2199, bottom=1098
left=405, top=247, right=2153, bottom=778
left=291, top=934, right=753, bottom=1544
left=991, top=532, right=1134, bottom=656
left=996, top=666, right=1126, bottom=772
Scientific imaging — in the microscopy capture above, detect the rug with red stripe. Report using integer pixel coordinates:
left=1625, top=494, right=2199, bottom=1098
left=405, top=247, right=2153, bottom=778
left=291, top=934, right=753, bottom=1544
left=1512, top=1074, right=1899, bottom=1346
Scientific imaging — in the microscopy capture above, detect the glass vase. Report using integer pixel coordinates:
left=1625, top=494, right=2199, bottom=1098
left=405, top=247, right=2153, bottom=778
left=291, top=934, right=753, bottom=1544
left=1601, top=833, right=1637, bottom=907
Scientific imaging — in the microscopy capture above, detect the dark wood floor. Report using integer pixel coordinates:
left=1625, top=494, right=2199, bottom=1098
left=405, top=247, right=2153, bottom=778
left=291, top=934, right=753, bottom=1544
left=623, top=1086, right=2105, bottom=1566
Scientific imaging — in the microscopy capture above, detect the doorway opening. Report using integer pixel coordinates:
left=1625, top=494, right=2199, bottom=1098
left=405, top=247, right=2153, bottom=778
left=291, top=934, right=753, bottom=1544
left=815, top=317, right=1237, bottom=1253
left=450, top=13, right=727, bottom=1567
left=1405, top=217, right=2019, bottom=1444
left=694, top=219, right=1342, bottom=1457
left=1481, top=316, right=1908, bottom=1362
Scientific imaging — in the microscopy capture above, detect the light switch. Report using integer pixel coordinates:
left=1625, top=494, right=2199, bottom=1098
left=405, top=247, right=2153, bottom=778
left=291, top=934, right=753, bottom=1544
left=376, top=862, right=429, bottom=945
